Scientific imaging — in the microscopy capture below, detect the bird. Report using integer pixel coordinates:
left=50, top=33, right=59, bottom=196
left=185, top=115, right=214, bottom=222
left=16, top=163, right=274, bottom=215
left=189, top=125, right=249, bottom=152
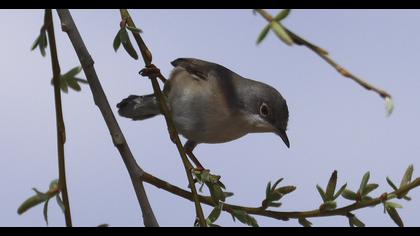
left=117, top=58, right=290, bottom=169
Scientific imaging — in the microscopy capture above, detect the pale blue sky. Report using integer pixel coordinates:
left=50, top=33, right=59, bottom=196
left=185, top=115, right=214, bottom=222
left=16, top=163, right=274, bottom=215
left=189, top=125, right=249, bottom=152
left=1, top=9, right=420, bottom=227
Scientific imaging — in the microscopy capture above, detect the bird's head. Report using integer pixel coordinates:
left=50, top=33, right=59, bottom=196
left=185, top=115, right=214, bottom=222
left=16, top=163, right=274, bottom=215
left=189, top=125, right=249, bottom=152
left=241, top=81, right=290, bottom=148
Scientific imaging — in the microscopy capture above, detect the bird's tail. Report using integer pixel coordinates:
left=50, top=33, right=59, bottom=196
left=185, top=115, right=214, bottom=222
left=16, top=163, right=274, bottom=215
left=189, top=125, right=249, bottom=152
left=117, top=94, right=161, bottom=120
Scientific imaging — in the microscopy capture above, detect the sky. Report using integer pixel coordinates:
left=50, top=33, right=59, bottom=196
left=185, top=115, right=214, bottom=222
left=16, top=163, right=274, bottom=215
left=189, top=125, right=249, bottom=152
left=1, top=9, right=420, bottom=227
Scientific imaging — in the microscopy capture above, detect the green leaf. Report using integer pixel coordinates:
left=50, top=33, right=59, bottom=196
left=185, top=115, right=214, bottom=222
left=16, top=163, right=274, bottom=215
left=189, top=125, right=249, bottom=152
left=119, top=28, right=138, bottom=60
left=32, top=188, right=49, bottom=199
left=208, top=174, right=221, bottom=184
left=273, top=9, right=291, bottom=22
left=31, top=35, right=41, bottom=51
left=195, top=169, right=210, bottom=183
left=56, top=195, right=65, bottom=213
left=126, top=25, right=142, bottom=33
left=113, top=30, right=121, bottom=52
left=275, top=186, right=296, bottom=195
left=18, top=195, right=43, bottom=214
left=333, top=183, right=347, bottom=200
left=265, top=181, right=271, bottom=198
left=271, top=178, right=283, bottom=192
left=40, top=46, right=46, bottom=57
left=268, top=191, right=283, bottom=202
left=270, top=22, right=293, bottom=46
left=385, top=97, right=394, bottom=117
left=119, top=28, right=129, bottom=43
left=74, top=78, right=89, bottom=84
left=386, top=206, right=404, bottom=227
left=216, top=179, right=226, bottom=189
left=268, top=202, right=282, bottom=208
left=41, top=30, right=48, bottom=48
left=359, top=171, right=370, bottom=195
left=43, top=198, right=50, bottom=226
left=319, top=201, right=337, bottom=211
left=33, top=29, right=48, bottom=57
left=349, top=215, right=365, bottom=227
left=207, top=203, right=223, bottom=223
left=59, top=77, right=69, bottom=93
left=256, top=24, right=271, bottom=45
left=298, top=217, right=312, bottom=227
left=400, top=164, right=414, bottom=188
left=385, top=201, right=403, bottom=209
left=341, top=189, right=357, bottom=201
left=223, top=192, right=234, bottom=199
left=49, top=179, right=59, bottom=189
left=402, top=195, right=412, bottom=201
left=231, top=209, right=258, bottom=227
left=316, top=185, right=327, bottom=202
left=62, top=66, right=82, bottom=79
left=50, top=77, right=68, bottom=93
left=264, top=180, right=290, bottom=204
left=17, top=190, right=49, bottom=215
left=363, top=183, right=379, bottom=196
left=39, top=31, right=47, bottom=57
left=325, top=170, right=338, bottom=201
left=361, top=195, right=373, bottom=201
left=66, top=76, right=82, bottom=91
left=208, top=183, right=225, bottom=203
left=386, top=177, right=398, bottom=191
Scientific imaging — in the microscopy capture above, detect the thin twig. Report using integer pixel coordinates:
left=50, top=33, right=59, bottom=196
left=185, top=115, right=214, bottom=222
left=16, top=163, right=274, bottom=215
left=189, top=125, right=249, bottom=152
left=256, top=9, right=392, bottom=100
left=55, top=9, right=159, bottom=227
left=44, top=9, right=72, bottom=227
left=119, top=9, right=207, bottom=227
left=142, top=171, right=420, bottom=222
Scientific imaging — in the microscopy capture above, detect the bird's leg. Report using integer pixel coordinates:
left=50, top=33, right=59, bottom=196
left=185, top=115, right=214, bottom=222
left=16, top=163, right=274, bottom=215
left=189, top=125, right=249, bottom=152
left=184, top=140, right=205, bottom=171
left=139, top=64, right=167, bottom=83
left=185, top=141, right=227, bottom=192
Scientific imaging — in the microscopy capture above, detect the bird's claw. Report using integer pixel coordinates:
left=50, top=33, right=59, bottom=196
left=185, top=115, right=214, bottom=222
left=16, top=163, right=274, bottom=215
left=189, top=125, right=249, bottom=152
left=139, top=64, right=161, bottom=78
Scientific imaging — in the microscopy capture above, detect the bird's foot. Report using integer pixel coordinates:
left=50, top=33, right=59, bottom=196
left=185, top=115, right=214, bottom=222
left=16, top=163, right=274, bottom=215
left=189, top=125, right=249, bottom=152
left=139, top=64, right=167, bottom=83
left=139, top=64, right=160, bottom=77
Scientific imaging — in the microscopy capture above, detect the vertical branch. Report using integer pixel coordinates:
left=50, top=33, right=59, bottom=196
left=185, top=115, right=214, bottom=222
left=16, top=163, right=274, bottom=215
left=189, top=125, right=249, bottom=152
left=119, top=9, right=207, bottom=226
left=44, top=9, right=72, bottom=227
left=55, top=9, right=159, bottom=227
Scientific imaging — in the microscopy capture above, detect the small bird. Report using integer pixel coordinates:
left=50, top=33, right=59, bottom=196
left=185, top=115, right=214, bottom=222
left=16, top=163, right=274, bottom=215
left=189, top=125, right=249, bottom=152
left=117, top=58, right=290, bottom=169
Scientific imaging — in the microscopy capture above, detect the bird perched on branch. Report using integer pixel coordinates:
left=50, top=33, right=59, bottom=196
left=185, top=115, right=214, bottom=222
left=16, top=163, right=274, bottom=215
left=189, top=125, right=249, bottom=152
left=117, top=58, right=290, bottom=169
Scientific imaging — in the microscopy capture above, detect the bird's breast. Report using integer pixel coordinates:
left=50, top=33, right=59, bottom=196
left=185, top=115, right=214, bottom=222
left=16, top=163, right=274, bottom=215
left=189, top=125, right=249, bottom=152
left=167, top=70, right=250, bottom=143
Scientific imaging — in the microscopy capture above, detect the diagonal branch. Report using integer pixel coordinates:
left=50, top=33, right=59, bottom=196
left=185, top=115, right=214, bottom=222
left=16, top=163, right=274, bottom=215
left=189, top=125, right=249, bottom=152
left=119, top=9, right=207, bottom=227
left=44, top=9, right=72, bottom=227
left=255, top=9, right=392, bottom=100
left=142, top=170, right=420, bottom=223
left=55, top=9, right=159, bottom=227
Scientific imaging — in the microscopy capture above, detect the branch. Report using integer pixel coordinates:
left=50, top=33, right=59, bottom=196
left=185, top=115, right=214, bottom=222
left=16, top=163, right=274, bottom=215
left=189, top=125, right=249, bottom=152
left=44, top=9, right=72, bottom=227
left=142, top=170, right=420, bottom=223
left=119, top=9, right=207, bottom=226
left=55, top=9, right=159, bottom=227
left=255, top=9, right=392, bottom=100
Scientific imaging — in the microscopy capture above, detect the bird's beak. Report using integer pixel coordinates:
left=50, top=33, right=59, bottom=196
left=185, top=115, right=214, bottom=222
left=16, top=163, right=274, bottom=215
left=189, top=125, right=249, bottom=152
left=276, top=130, right=290, bottom=148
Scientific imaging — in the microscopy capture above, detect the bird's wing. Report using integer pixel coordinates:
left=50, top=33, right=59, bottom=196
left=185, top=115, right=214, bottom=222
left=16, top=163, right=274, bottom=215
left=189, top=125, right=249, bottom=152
left=169, top=58, right=243, bottom=111
left=170, top=58, right=225, bottom=81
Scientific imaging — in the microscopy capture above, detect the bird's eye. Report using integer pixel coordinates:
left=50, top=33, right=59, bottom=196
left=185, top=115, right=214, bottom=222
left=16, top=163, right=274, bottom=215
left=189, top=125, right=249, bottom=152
left=259, top=102, right=270, bottom=117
